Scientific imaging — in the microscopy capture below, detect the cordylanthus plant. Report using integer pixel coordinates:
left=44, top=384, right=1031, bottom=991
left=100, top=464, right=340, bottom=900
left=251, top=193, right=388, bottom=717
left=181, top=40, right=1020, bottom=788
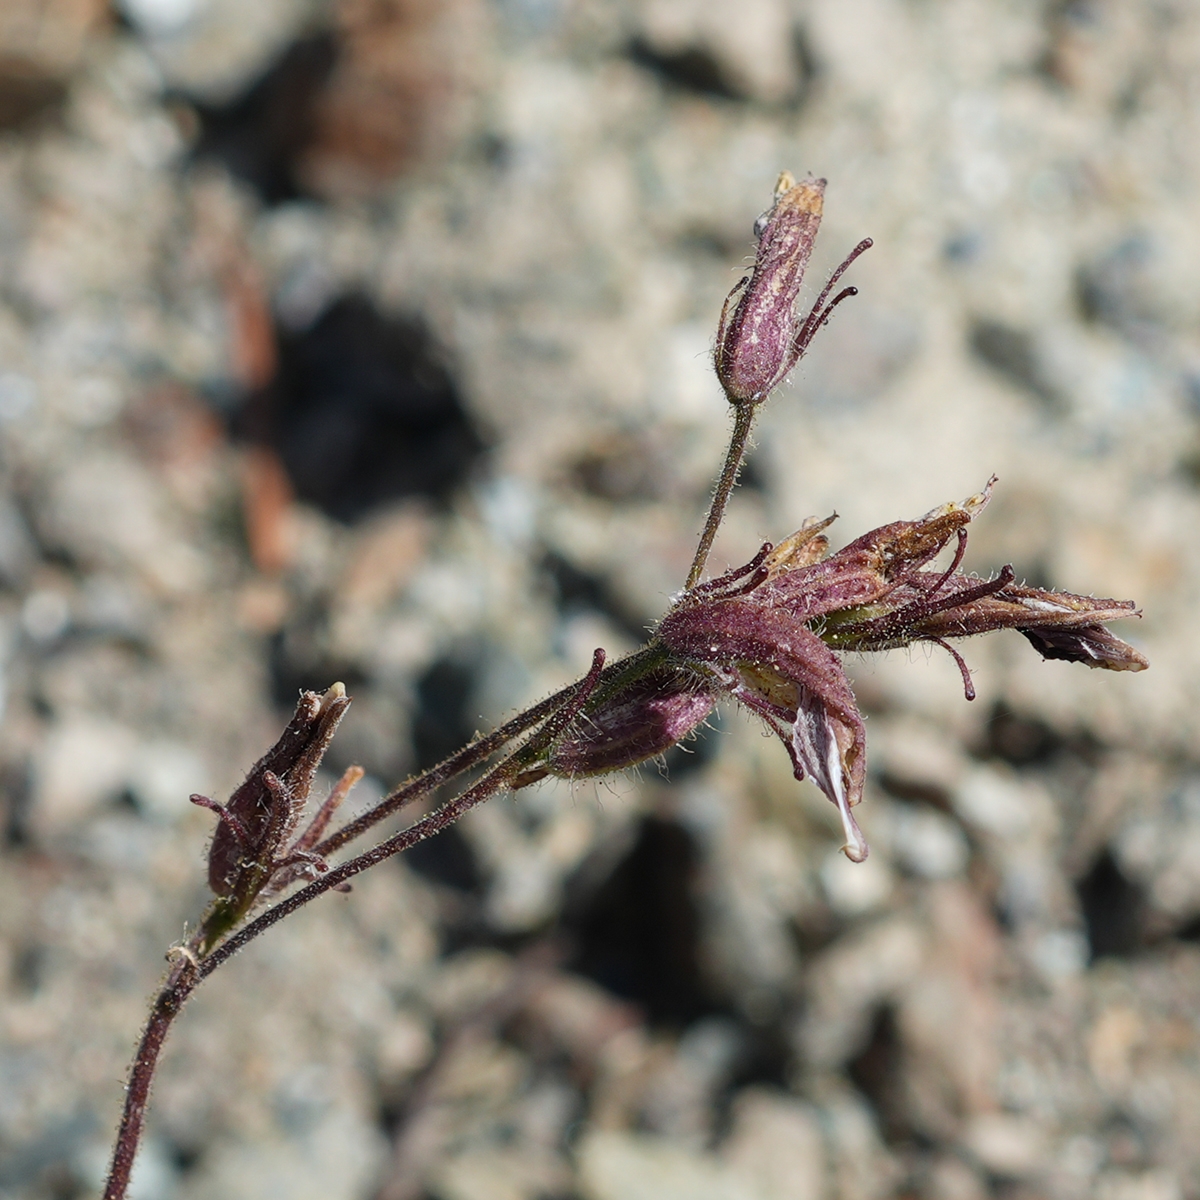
left=102, top=172, right=1147, bottom=1199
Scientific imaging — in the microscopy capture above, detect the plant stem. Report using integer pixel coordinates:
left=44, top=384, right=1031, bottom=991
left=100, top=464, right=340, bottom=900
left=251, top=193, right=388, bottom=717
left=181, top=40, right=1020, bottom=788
left=101, top=766, right=519, bottom=1200
left=685, top=404, right=755, bottom=590
left=310, top=680, right=577, bottom=859
left=103, top=957, right=199, bottom=1200
left=312, top=646, right=662, bottom=859
left=202, top=761, right=522, bottom=979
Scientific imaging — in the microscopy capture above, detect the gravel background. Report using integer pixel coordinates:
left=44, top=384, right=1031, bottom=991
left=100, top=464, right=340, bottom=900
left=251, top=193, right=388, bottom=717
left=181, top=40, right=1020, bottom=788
left=1, top=1, right=1198, bottom=1198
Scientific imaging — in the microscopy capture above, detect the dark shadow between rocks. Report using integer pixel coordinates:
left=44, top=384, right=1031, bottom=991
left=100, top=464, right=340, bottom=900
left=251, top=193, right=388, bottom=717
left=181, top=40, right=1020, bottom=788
left=247, top=293, right=487, bottom=524
left=563, top=815, right=717, bottom=1027
left=190, top=34, right=338, bottom=205
left=1077, top=849, right=1145, bottom=961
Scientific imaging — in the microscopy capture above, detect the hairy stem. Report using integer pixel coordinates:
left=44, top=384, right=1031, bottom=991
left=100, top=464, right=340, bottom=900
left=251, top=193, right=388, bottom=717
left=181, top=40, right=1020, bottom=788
left=103, top=957, right=199, bottom=1200
left=311, top=676, right=581, bottom=858
left=686, top=404, right=755, bottom=590
left=314, top=645, right=669, bottom=858
left=102, top=765, right=520, bottom=1200
left=203, top=762, right=522, bottom=979
left=203, top=651, right=608, bottom=981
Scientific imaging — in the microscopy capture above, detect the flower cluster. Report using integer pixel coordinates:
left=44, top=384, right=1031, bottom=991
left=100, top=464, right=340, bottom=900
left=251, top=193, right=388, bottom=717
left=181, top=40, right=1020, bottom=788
left=542, top=482, right=1146, bottom=862
left=527, top=176, right=1148, bottom=862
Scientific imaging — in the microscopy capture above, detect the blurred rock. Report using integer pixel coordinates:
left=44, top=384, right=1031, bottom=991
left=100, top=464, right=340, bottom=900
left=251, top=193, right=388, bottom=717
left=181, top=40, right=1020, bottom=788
left=721, top=1088, right=825, bottom=1200
left=0, top=0, right=108, bottom=131
left=186, top=1104, right=387, bottom=1200
left=962, top=1112, right=1047, bottom=1179
left=125, top=0, right=321, bottom=104
left=298, top=0, right=490, bottom=200
left=30, top=716, right=139, bottom=839
left=38, top=450, right=206, bottom=592
left=578, top=1129, right=746, bottom=1200
left=428, top=1144, right=570, bottom=1200
left=884, top=803, right=969, bottom=881
left=633, top=0, right=804, bottom=106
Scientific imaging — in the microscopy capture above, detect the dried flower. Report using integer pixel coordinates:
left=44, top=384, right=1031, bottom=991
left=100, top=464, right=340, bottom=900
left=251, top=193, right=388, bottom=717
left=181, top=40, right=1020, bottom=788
left=545, top=480, right=1146, bottom=863
left=191, top=683, right=354, bottom=947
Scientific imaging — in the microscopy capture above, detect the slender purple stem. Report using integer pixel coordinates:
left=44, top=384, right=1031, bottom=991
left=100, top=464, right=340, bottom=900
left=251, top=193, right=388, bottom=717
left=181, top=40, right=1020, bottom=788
left=685, top=542, right=772, bottom=600
left=203, top=652, right=607, bottom=979
left=103, top=958, right=198, bottom=1200
left=311, top=676, right=582, bottom=858
left=686, top=404, right=756, bottom=590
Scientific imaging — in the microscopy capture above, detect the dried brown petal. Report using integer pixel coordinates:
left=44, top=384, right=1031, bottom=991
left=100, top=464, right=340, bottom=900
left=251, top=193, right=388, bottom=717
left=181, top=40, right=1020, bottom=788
left=1020, top=623, right=1148, bottom=671
left=207, top=684, right=350, bottom=897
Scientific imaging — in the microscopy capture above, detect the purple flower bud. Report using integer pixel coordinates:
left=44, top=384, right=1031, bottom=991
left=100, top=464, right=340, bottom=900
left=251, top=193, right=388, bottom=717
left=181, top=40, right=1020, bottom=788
left=547, top=668, right=714, bottom=778
left=715, top=173, right=826, bottom=406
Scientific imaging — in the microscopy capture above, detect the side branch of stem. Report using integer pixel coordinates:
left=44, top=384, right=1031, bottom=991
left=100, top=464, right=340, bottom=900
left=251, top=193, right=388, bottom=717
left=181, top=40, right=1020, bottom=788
left=311, top=676, right=581, bottom=858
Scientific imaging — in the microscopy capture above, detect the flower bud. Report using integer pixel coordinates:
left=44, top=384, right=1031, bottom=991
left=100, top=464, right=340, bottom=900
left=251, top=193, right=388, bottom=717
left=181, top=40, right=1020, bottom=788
left=547, top=669, right=714, bottom=778
left=715, top=172, right=825, bottom=406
